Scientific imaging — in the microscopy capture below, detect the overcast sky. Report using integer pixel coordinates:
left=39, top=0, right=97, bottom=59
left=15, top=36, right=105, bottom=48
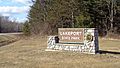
left=0, top=0, right=34, bottom=22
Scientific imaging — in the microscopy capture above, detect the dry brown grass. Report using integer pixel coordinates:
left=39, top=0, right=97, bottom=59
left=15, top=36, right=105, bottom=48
left=0, top=35, right=19, bottom=47
left=0, top=36, right=120, bottom=68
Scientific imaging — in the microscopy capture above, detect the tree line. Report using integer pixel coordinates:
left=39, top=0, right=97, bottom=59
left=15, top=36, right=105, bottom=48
left=24, top=0, right=120, bottom=36
left=0, top=15, right=23, bottom=33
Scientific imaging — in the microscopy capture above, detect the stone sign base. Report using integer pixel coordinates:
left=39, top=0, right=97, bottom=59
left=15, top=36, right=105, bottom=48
left=47, top=28, right=99, bottom=54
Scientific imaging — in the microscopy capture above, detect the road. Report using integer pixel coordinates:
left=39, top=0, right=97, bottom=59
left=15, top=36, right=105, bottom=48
left=0, top=33, right=23, bottom=35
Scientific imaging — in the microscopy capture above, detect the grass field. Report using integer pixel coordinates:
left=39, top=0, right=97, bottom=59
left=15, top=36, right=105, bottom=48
left=0, top=36, right=119, bottom=68
left=0, top=35, right=18, bottom=47
left=0, top=35, right=14, bottom=42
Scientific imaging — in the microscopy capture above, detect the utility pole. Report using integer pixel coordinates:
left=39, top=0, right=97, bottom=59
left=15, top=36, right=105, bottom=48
left=72, top=12, right=74, bottom=28
left=71, top=0, right=75, bottom=28
left=0, top=17, right=1, bottom=33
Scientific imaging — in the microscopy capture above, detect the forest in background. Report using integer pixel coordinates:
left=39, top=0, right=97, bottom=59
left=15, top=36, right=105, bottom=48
left=0, top=15, right=23, bottom=33
left=24, top=0, right=120, bottom=36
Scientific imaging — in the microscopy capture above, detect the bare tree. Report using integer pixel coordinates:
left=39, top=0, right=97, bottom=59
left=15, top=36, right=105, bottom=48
left=0, top=15, right=23, bottom=33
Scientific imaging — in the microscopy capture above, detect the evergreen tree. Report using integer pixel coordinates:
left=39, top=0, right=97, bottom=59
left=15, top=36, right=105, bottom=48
left=27, top=0, right=120, bottom=35
left=23, top=21, right=31, bottom=35
left=28, top=0, right=45, bottom=34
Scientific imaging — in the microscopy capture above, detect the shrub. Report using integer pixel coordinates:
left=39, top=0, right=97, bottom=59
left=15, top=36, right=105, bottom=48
left=23, top=21, right=31, bottom=36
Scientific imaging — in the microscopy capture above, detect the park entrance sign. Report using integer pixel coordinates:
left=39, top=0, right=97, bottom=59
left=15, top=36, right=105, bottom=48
left=58, top=28, right=84, bottom=43
left=47, top=28, right=99, bottom=54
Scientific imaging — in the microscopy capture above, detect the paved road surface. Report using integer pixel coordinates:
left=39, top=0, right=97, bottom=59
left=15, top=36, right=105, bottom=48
left=0, top=33, right=23, bottom=35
